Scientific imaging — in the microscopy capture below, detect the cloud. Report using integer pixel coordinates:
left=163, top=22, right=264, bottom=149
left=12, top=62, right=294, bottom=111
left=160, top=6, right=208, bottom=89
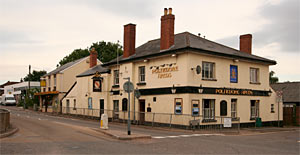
left=70, top=0, right=160, bottom=19
left=216, top=0, right=299, bottom=53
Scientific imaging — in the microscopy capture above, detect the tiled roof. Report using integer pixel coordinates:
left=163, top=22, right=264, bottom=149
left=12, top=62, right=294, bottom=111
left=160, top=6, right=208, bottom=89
left=103, top=32, right=276, bottom=66
left=76, top=65, right=110, bottom=77
left=271, top=82, right=300, bottom=103
left=43, top=57, right=88, bottom=77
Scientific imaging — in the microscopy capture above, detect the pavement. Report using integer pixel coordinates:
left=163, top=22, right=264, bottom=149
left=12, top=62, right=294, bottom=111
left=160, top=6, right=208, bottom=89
left=94, top=128, right=151, bottom=140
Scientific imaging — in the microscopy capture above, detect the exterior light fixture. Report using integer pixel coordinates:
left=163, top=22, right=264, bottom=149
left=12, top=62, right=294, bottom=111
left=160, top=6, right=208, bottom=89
left=109, top=89, right=114, bottom=96
left=233, top=59, right=239, bottom=63
left=268, top=89, right=272, bottom=96
left=198, top=84, right=203, bottom=94
left=171, top=54, right=176, bottom=57
left=143, top=59, right=148, bottom=63
left=171, top=84, right=176, bottom=94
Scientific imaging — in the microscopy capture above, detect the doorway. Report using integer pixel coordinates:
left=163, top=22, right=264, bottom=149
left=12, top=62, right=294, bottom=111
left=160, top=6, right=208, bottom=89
left=139, top=100, right=145, bottom=124
left=113, top=100, right=119, bottom=120
left=99, top=99, right=104, bottom=118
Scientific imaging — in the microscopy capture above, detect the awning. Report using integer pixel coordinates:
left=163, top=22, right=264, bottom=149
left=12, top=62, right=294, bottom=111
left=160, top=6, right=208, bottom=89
left=34, top=91, right=59, bottom=96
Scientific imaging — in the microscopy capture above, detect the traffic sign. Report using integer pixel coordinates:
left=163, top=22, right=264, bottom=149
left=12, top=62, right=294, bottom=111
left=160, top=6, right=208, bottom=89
left=123, top=81, right=134, bottom=93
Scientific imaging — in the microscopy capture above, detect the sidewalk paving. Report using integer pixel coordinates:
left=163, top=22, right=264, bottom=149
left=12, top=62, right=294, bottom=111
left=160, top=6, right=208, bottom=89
left=93, top=128, right=151, bottom=140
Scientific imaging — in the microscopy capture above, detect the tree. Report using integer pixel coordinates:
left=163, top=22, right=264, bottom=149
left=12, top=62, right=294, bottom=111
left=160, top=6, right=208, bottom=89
left=24, top=70, right=47, bottom=81
left=58, top=41, right=123, bottom=66
left=269, top=71, right=279, bottom=84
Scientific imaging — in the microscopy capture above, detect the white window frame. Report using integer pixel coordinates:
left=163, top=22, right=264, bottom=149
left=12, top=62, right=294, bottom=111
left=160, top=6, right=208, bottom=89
left=139, top=66, right=145, bottom=83
left=174, top=98, right=183, bottom=115
left=203, top=99, right=215, bottom=119
left=231, top=99, right=237, bottom=118
left=250, top=68, right=259, bottom=83
left=250, top=100, right=259, bottom=119
left=113, top=70, right=119, bottom=85
left=202, top=62, right=215, bottom=79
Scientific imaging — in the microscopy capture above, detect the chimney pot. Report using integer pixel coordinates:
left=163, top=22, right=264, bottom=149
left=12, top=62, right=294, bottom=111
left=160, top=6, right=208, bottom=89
left=239, top=34, right=252, bottom=54
left=164, top=8, right=168, bottom=15
left=168, top=8, right=172, bottom=15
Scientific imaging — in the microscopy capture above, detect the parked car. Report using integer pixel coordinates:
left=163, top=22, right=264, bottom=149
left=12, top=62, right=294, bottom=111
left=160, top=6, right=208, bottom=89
left=1, top=94, right=16, bottom=106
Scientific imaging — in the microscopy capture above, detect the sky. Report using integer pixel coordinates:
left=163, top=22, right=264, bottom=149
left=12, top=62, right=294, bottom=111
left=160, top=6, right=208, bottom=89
left=0, top=0, right=299, bottom=84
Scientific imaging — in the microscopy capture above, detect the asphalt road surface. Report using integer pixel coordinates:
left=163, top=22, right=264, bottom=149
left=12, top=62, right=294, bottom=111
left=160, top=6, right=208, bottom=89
left=1, top=106, right=299, bottom=154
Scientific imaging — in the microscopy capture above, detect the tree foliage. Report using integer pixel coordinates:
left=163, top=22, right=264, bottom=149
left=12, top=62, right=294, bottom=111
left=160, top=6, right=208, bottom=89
left=58, top=41, right=123, bottom=66
left=24, top=70, right=47, bottom=82
left=269, top=70, right=279, bottom=84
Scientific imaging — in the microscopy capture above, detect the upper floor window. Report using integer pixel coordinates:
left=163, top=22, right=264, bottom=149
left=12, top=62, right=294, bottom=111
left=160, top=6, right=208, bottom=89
left=250, top=68, right=259, bottom=84
left=54, top=74, right=56, bottom=86
left=230, top=65, right=238, bottom=83
left=113, top=70, right=119, bottom=85
left=48, top=76, right=51, bottom=87
left=139, top=66, right=145, bottom=83
left=202, top=62, right=215, bottom=80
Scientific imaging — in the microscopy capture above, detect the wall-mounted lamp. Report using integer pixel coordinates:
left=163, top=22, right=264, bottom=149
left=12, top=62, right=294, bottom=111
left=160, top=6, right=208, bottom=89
left=171, top=84, right=176, bottom=94
left=233, top=59, right=239, bottom=63
left=143, top=59, right=148, bottom=63
left=198, top=84, right=203, bottom=94
left=109, top=89, right=114, bottom=96
left=268, top=89, right=272, bottom=96
left=171, top=54, right=176, bottom=57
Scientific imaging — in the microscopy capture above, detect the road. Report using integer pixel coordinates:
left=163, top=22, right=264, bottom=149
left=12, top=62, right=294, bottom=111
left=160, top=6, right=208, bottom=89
left=1, top=106, right=299, bottom=154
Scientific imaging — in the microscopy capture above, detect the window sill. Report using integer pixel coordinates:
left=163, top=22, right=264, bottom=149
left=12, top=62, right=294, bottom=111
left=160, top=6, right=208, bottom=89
left=112, top=85, right=120, bottom=88
left=250, top=118, right=257, bottom=120
left=202, top=78, right=217, bottom=81
left=202, top=119, right=217, bottom=123
left=137, top=82, right=146, bottom=86
left=271, top=111, right=275, bottom=113
left=250, top=82, right=261, bottom=85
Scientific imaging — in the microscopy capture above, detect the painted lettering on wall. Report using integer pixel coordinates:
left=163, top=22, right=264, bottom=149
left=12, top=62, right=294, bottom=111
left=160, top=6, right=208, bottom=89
left=152, top=66, right=179, bottom=79
left=215, top=88, right=253, bottom=95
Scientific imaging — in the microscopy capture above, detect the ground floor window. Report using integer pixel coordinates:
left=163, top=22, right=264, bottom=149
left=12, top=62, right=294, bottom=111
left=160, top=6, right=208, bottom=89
left=73, top=99, right=76, bottom=110
left=88, top=97, right=92, bottom=109
left=231, top=99, right=237, bottom=118
left=174, top=98, right=183, bottom=115
left=250, top=100, right=259, bottom=119
left=191, top=100, right=200, bottom=116
left=271, top=104, right=275, bottom=113
left=203, top=99, right=215, bottom=119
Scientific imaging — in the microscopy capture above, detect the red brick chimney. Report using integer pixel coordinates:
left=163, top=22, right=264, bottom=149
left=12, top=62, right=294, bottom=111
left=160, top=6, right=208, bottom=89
left=160, top=8, right=175, bottom=50
left=123, top=23, right=136, bottom=58
left=239, top=34, right=252, bottom=54
left=89, top=47, right=98, bottom=68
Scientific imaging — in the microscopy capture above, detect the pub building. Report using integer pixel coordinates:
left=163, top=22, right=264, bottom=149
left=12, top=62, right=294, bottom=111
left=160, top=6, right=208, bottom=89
left=62, top=8, right=282, bottom=127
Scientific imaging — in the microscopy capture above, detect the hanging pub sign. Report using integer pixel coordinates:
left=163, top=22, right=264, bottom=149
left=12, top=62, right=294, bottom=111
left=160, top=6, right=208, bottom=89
left=230, top=65, right=238, bottom=83
left=92, top=71, right=103, bottom=92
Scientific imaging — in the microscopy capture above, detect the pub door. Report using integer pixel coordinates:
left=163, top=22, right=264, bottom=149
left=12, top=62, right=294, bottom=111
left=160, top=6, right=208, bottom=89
left=139, top=100, right=145, bottom=124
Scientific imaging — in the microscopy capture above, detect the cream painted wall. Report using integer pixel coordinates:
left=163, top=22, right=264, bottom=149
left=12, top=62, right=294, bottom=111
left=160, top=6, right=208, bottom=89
left=62, top=51, right=281, bottom=125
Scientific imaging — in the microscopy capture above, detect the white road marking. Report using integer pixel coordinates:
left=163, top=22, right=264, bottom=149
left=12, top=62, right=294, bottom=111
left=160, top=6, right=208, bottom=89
left=153, top=133, right=225, bottom=139
left=166, top=136, right=180, bottom=138
left=152, top=136, right=166, bottom=139
left=179, top=135, right=193, bottom=137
